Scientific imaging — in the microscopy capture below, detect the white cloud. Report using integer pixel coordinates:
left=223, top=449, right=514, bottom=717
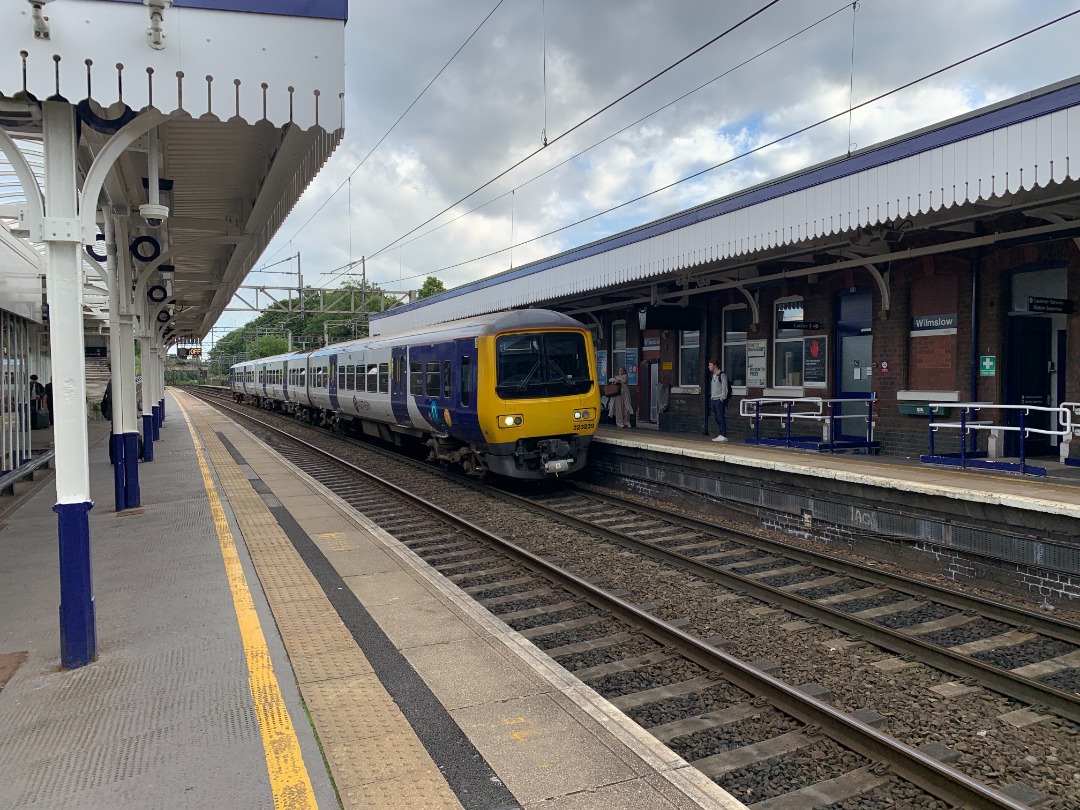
left=229, top=0, right=1080, bottom=339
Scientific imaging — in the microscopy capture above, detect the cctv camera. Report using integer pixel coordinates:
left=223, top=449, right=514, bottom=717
left=139, top=203, right=169, bottom=227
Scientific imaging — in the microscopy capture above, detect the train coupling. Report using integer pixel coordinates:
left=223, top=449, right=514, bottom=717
left=543, top=458, right=571, bottom=475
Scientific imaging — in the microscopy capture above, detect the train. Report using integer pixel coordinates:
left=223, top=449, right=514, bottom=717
left=229, top=309, right=601, bottom=479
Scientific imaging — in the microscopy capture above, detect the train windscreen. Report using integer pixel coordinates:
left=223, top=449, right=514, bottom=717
left=495, top=331, right=593, bottom=399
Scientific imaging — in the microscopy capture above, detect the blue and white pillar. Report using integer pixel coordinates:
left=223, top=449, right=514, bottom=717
left=42, top=100, right=96, bottom=669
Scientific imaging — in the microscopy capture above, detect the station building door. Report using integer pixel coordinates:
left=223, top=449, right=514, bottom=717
left=835, top=290, right=873, bottom=435
left=1004, top=265, right=1067, bottom=457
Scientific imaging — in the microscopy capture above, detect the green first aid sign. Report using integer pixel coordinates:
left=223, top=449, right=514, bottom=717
left=980, top=355, right=996, bottom=376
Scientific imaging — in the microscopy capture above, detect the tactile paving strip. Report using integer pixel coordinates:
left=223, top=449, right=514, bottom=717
left=181, top=395, right=464, bottom=810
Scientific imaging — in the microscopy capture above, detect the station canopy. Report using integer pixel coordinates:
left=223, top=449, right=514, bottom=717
left=0, top=0, right=347, bottom=340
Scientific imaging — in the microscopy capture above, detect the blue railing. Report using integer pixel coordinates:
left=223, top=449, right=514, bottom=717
left=739, top=396, right=878, bottom=453
left=922, top=402, right=1076, bottom=476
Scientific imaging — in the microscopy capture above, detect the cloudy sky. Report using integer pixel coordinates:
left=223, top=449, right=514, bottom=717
left=217, top=0, right=1080, bottom=335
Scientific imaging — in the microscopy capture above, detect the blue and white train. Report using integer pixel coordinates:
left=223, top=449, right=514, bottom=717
left=230, top=309, right=601, bottom=479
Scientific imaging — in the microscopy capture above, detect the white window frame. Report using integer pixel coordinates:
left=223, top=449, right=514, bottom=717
left=722, top=303, right=749, bottom=395
left=773, top=296, right=805, bottom=392
left=678, top=329, right=700, bottom=390
left=611, top=320, right=627, bottom=377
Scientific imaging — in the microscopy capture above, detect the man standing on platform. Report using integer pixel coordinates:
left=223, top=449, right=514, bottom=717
left=707, top=359, right=730, bottom=442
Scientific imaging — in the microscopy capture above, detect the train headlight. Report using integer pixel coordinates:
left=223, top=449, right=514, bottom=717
left=499, top=414, right=524, bottom=428
left=574, top=409, right=592, bottom=420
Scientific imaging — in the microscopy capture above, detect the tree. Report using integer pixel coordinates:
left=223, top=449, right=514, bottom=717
left=248, top=335, right=288, bottom=359
left=416, top=276, right=445, bottom=300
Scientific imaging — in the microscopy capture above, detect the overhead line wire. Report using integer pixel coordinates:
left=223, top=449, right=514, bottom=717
left=262, top=0, right=506, bottom=270
left=333, top=1, right=850, bottom=276
left=375, top=9, right=1080, bottom=283
left=363, top=0, right=784, bottom=264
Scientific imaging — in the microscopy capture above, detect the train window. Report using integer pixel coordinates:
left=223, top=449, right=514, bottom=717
left=378, top=363, right=389, bottom=393
left=443, top=360, right=451, bottom=399
left=410, top=362, right=423, bottom=395
left=367, top=364, right=378, bottom=393
left=461, top=356, right=472, bottom=406
left=425, top=362, right=440, bottom=397
left=496, top=332, right=592, bottom=398
left=344, top=365, right=353, bottom=391
left=338, top=365, right=346, bottom=390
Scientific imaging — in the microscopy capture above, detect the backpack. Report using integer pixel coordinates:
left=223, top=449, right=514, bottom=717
left=32, top=381, right=44, bottom=397
left=719, top=371, right=731, bottom=401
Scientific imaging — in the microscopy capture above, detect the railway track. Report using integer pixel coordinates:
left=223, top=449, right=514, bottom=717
left=186, top=387, right=1079, bottom=807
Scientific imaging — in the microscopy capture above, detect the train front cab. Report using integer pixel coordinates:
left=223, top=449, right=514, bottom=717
left=476, top=326, right=599, bottom=478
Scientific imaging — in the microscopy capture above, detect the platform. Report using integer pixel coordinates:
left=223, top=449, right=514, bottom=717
left=591, top=427, right=1080, bottom=605
left=0, top=391, right=745, bottom=810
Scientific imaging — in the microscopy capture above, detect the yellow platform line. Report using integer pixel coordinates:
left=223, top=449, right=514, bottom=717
left=176, top=396, right=318, bottom=810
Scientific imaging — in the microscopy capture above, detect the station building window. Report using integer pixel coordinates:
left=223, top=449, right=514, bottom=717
left=774, top=298, right=805, bottom=387
left=611, top=321, right=627, bottom=374
left=723, top=305, right=748, bottom=387
left=679, top=330, right=700, bottom=387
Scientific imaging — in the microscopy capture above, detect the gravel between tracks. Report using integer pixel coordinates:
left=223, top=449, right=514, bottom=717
left=234, top=409, right=1080, bottom=807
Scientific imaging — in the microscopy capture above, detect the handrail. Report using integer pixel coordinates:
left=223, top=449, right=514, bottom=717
left=925, top=402, right=1075, bottom=475
left=0, top=449, right=54, bottom=496
left=741, top=396, right=877, bottom=452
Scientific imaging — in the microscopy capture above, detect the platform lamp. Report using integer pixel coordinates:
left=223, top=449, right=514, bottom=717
left=638, top=306, right=648, bottom=331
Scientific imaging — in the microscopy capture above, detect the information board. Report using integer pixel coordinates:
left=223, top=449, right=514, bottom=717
left=746, top=339, right=767, bottom=387
left=803, top=336, right=827, bottom=387
left=625, top=349, right=639, bottom=385
left=595, top=350, right=608, bottom=384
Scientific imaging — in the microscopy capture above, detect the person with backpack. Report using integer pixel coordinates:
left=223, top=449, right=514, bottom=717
left=707, top=359, right=730, bottom=442
left=29, top=375, right=48, bottom=429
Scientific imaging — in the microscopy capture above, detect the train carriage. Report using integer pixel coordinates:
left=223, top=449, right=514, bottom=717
left=230, top=310, right=600, bottom=479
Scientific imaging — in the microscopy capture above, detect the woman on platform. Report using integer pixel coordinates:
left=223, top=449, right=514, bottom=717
left=607, top=367, right=634, bottom=429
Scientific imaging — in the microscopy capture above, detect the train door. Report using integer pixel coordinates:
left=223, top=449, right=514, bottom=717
left=328, top=353, right=340, bottom=411
left=282, top=360, right=289, bottom=402
left=390, top=345, right=409, bottom=424
left=453, top=338, right=482, bottom=440
left=835, top=290, right=873, bottom=437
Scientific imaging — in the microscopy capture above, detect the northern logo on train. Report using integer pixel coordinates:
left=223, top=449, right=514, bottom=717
left=429, top=399, right=440, bottom=424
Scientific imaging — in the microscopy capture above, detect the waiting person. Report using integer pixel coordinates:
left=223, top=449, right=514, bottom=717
left=708, top=359, right=730, bottom=442
left=29, top=374, right=45, bottom=408
left=45, top=379, right=54, bottom=425
left=607, top=367, right=634, bottom=429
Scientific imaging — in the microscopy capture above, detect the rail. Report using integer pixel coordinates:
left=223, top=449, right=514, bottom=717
left=739, top=396, right=879, bottom=453
left=922, top=402, right=1077, bottom=476
left=0, top=449, right=54, bottom=496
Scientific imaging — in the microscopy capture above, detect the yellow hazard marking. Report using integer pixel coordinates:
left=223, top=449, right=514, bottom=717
left=176, top=396, right=318, bottom=810
left=509, top=730, right=534, bottom=743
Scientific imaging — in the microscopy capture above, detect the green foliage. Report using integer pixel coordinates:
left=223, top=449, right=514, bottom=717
left=248, top=334, right=288, bottom=359
left=416, top=276, right=446, bottom=300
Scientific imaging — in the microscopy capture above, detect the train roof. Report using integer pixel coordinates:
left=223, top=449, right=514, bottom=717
left=230, top=309, right=586, bottom=369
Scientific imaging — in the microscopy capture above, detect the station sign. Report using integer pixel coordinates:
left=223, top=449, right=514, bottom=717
left=1028, top=296, right=1074, bottom=314
left=910, top=314, right=957, bottom=335
left=779, top=320, right=821, bottom=331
